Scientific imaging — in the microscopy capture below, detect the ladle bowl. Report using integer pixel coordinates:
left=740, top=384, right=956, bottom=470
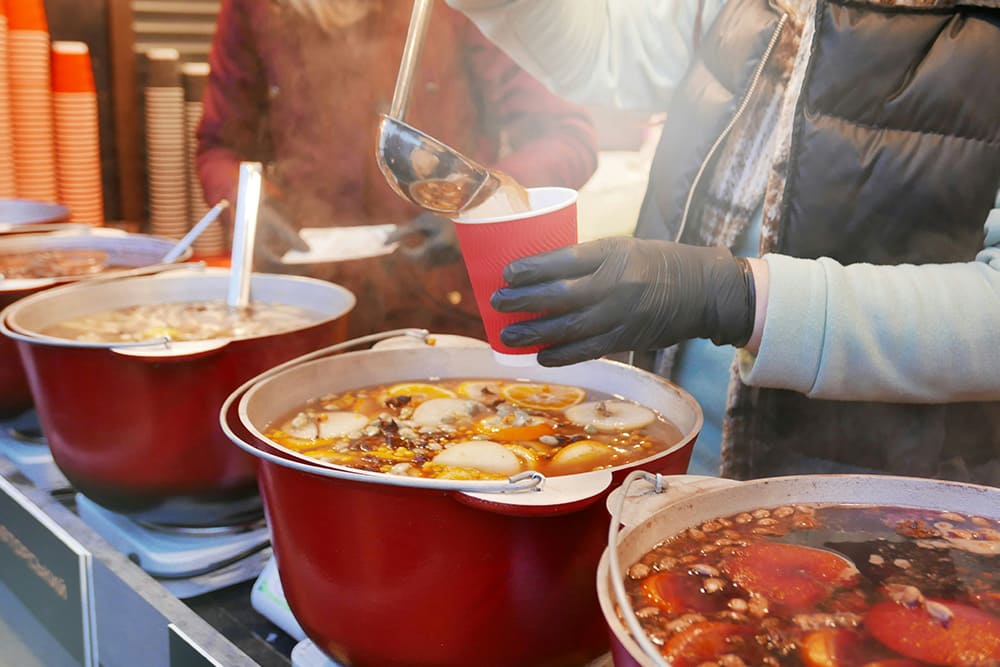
left=376, top=114, right=502, bottom=216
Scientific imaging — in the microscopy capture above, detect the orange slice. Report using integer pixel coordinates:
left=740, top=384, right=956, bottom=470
left=475, top=415, right=554, bottom=441
left=500, top=383, right=585, bottom=411
left=384, top=383, right=457, bottom=404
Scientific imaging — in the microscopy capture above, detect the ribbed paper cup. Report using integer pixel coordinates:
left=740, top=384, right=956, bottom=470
left=8, top=9, right=55, bottom=202
left=453, top=187, right=578, bottom=366
left=52, top=41, right=103, bottom=225
left=144, top=49, right=188, bottom=239
left=181, top=62, right=223, bottom=256
left=0, top=3, right=15, bottom=197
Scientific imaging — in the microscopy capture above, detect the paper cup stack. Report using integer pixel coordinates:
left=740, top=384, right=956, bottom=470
left=52, top=41, right=104, bottom=226
left=182, top=61, right=224, bottom=256
left=144, top=48, right=188, bottom=239
left=7, top=0, right=57, bottom=203
left=0, top=1, right=16, bottom=197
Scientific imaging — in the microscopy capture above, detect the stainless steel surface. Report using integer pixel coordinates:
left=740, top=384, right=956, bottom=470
left=162, top=199, right=230, bottom=263
left=0, top=199, right=69, bottom=227
left=376, top=0, right=504, bottom=216
left=388, top=0, right=434, bottom=120
left=228, top=163, right=263, bottom=310
left=376, top=115, right=501, bottom=215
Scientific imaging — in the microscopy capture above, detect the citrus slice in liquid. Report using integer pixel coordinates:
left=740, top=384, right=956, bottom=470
left=500, top=383, right=585, bottom=411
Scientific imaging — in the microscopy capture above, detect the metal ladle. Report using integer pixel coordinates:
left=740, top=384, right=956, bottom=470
left=227, top=162, right=263, bottom=311
left=375, top=0, right=505, bottom=216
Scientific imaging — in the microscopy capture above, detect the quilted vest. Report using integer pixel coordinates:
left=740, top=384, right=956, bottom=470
left=638, top=0, right=1000, bottom=484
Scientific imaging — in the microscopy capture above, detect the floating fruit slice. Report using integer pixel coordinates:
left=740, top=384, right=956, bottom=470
left=860, top=660, right=924, bottom=667
left=549, top=440, right=617, bottom=475
left=564, top=400, right=655, bottom=432
left=800, top=629, right=865, bottom=667
left=410, top=398, right=481, bottom=428
left=662, top=621, right=759, bottom=667
left=281, top=412, right=368, bottom=441
left=640, top=571, right=726, bottom=615
left=720, top=542, right=859, bottom=609
left=475, top=414, right=554, bottom=441
left=865, top=599, right=1000, bottom=666
left=431, top=440, right=521, bottom=476
left=457, top=381, right=503, bottom=402
left=384, top=382, right=457, bottom=404
left=500, top=383, right=586, bottom=411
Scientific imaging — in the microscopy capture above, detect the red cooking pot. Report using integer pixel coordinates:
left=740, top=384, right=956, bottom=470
left=597, top=473, right=1000, bottom=667
left=1, top=267, right=355, bottom=527
left=0, top=229, right=191, bottom=418
left=222, top=343, right=703, bottom=667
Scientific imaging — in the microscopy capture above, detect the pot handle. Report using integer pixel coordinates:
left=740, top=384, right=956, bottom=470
left=606, top=472, right=741, bottom=667
left=452, top=470, right=613, bottom=517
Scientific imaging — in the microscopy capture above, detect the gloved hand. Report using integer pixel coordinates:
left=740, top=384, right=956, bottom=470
left=384, top=212, right=462, bottom=268
left=489, top=237, right=756, bottom=366
left=251, top=199, right=310, bottom=271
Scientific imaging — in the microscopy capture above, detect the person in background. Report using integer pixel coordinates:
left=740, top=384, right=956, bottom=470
left=447, top=1, right=1000, bottom=485
left=197, top=0, right=597, bottom=340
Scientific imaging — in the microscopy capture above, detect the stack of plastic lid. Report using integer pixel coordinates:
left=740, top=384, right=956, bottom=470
left=52, top=41, right=104, bottom=226
left=0, top=1, right=16, bottom=197
left=181, top=62, right=225, bottom=257
left=144, top=48, right=187, bottom=239
left=7, top=0, right=57, bottom=203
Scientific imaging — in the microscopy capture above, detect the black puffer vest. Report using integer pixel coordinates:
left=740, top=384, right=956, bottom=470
left=639, top=0, right=1000, bottom=484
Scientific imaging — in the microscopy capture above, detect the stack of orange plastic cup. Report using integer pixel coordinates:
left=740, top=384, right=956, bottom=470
left=7, top=0, right=56, bottom=202
left=0, top=0, right=16, bottom=197
left=52, top=41, right=104, bottom=226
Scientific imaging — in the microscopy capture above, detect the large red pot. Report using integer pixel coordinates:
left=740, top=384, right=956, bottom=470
left=223, top=345, right=703, bottom=667
left=596, top=473, right=1000, bottom=667
left=1, top=268, right=355, bottom=526
left=0, top=229, right=190, bottom=418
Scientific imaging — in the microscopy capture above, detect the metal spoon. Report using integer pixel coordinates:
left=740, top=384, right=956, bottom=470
left=375, top=0, right=505, bottom=216
left=227, top=162, right=263, bottom=311
left=160, top=199, right=230, bottom=263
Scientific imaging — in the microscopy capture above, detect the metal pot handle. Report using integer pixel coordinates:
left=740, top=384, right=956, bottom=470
left=607, top=470, right=679, bottom=667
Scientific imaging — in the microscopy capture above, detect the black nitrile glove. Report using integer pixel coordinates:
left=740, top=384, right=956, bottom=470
left=384, top=212, right=462, bottom=268
left=252, top=199, right=310, bottom=271
left=489, top=237, right=756, bottom=366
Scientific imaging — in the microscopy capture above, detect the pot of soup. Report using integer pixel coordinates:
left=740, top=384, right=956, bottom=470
left=1, top=267, right=355, bottom=526
left=597, top=473, right=1000, bottom=667
left=0, top=229, right=191, bottom=418
left=221, top=344, right=703, bottom=667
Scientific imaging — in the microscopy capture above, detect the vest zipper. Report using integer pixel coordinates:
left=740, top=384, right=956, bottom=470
left=674, top=12, right=789, bottom=243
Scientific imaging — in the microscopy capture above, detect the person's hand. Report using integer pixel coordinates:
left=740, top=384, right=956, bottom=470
left=385, top=212, right=462, bottom=268
left=489, top=237, right=756, bottom=366
left=252, top=199, right=310, bottom=271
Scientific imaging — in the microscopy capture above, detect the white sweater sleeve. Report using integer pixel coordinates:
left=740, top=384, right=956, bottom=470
left=444, top=0, right=720, bottom=110
left=740, top=208, right=1000, bottom=403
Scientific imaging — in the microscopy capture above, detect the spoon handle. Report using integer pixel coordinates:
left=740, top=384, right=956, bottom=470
left=161, top=199, right=230, bottom=263
left=388, top=0, right=434, bottom=120
left=228, top=162, right=264, bottom=311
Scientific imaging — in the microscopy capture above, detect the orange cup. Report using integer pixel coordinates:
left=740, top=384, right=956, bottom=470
left=52, top=41, right=95, bottom=93
left=453, top=186, right=578, bottom=366
left=6, top=0, right=47, bottom=31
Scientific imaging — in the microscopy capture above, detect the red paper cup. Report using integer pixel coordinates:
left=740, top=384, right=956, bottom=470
left=453, top=186, right=577, bottom=366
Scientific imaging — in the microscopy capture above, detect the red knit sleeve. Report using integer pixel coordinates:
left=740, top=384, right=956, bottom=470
left=196, top=0, right=270, bottom=209
left=459, top=18, right=598, bottom=190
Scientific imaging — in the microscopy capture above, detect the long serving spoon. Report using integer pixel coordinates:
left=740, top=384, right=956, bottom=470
left=375, top=0, right=519, bottom=216
left=227, top=162, right=264, bottom=312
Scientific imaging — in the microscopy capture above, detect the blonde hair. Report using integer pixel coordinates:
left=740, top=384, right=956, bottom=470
left=284, top=0, right=379, bottom=31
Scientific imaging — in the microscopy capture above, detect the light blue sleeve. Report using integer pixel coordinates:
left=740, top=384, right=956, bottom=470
left=740, top=207, right=1000, bottom=402
left=444, top=0, right=723, bottom=110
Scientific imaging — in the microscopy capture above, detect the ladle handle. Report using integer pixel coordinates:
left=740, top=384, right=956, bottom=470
left=228, top=162, right=264, bottom=310
left=388, top=0, right=435, bottom=120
